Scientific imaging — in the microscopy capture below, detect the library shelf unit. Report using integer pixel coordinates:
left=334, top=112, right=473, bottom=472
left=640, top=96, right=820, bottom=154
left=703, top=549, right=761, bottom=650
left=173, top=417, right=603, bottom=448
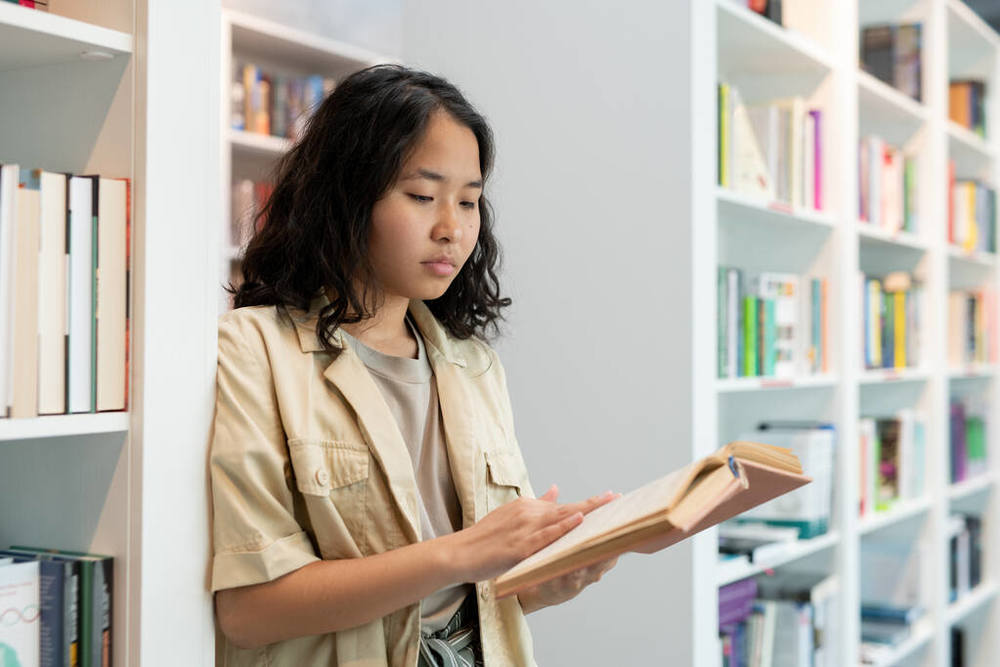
left=708, top=0, right=1000, bottom=665
left=218, top=8, right=396, bottom=313
left=0, top=0, right=221, bottom=665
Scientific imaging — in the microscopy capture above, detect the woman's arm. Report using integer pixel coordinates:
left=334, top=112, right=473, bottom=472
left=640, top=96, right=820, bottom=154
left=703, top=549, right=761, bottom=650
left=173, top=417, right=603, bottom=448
left=216, top=486, right=613, bottom=649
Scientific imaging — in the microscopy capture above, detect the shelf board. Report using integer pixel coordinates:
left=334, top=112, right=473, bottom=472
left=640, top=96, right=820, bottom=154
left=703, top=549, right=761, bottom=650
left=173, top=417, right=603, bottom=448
left=0, top=412, right=129, bottom=441
left=230, top=129, right=291, bottom=158
left=0, top=2, right=132, bottom=71
left=860, top=618, right=934, bottom=667
left=716, top=531, right=839, bottom=586
left=947, top=363, right=998, bottom=380
left=856, top=224, right=927, bottom=252
left=716, top=374, right=837, bottom=393
left=715, top=0, right=833, bottom=78
left=226, top=8, right=395, bottom=74
left=948, top=245, right=998, bottom=268
left=859, top=496, right=932, bottom=535
left=716, top=188, right=836, bottom=230
left=857, top=70, right=927, bottom=146
left=947, top=121, right=993, bottom=168
left=948, top=473, right=995, bottom=501
left=947, top=581, right=998, bottom=625
left=859, top=367, right=930, bottom=385
left=948, top=0, right=1000, bottom=79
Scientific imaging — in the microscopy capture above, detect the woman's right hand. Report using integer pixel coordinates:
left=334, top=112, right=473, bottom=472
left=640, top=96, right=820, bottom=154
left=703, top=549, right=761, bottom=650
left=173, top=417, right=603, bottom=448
left=445, top=485, right=616, bottom=583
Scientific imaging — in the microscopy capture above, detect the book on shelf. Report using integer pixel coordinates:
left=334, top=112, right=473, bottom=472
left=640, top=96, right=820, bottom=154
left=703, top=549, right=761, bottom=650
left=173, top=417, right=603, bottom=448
left=9, top=546, right=113, bottom=667
left=717, top=268, right=828, bottom=380
left=0, top=559, right=40, bottom=667
left=948, top=289, right=998, bottom=367
left=949, top=167, right=996, bottom=255
left=860, top=23, right=922, bottom=102
left=949, top=79, right=987, bottom=138
left=859, top=410, right=926, bottom=517
left=492, top=441, right=811, bottom=599
left=231, top=179, right=274, bottom=249
left=234, top=62, right=336, bottom=142
left=734, top=422, right=834, bottom=539
left=946, top=513, right=983, bottom=603
left=858, top=135, right=918, bottom=234
left=0, top=163, right=129, bottom=419
left=2, top=0, right=49, bottom=10
left=719, top=571, right=837, bottom=667
left=860, top=271, right=921, bottom=371
left=949, top=397, right=988, bottom=484
left=716, top=82, right=823, bottom=211
left=718, top=522, right=799, bottom=563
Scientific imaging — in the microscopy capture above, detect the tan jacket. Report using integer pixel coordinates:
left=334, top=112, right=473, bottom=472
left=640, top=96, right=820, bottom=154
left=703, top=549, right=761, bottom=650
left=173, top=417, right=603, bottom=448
left=210, top=295, right=538, bottom=666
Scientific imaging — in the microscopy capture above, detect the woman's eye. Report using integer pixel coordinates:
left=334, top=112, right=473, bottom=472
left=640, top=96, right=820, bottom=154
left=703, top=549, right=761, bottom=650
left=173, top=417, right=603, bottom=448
left=460, top=201, right=477, bottom=210
left=408, top=194, right=433, bottom=203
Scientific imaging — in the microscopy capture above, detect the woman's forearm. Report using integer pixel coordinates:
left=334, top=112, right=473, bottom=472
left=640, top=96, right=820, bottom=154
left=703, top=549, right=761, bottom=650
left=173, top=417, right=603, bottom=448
left=216, top=534, right=463, bottom=649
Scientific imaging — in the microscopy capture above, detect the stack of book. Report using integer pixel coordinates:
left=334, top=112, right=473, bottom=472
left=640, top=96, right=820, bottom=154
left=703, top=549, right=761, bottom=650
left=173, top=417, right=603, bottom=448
left=0, top=546, right=112, bottom=667
left=735, top=422, right=835, bottom=539
left=717, top=83, right=824, bottom=212
left=860, top=271, right=921, bottom=371
left=230, top=179, right=274, bottom=249
left=860, top=23, right=922, bottom=102
left=949, top=79, right=987, bottom=138
left=232, top=63, right=336, bottom=141
left=858, top=136, right=918, bottom=234
left=858, top=409, right=927, bottom=516
left=948, top=163, right=997, bottom=254
left=0, top=164, right=130, bottom=420
left=2, top=0, right=48, bottom=10
left=949, top=399, right=988, bottom=485
left=719, top=572, right=837, bottom=667
left=859, top=603, right=925, bottom=663
left=948, top=288, right=998, bottom=367
left=947, top=514, right=983, bottom=603
left=717, top=269, right=829, bottom=380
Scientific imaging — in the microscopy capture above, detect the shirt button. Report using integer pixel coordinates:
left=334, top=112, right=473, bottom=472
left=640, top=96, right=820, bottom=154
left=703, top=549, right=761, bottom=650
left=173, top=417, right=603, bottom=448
left=315, top=469, right=330, bottom=486
left=479, top=586, right=490, bottom=602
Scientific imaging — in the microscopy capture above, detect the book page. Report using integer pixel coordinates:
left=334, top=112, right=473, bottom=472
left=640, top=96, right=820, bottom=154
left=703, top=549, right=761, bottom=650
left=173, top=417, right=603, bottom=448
left=501, top=462, right=700, bottom=580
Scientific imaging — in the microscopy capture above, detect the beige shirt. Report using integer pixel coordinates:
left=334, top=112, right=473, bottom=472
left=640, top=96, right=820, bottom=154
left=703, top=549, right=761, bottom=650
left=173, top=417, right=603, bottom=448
left=339, top=314, right=472, bottom=632
left=209, top=295, right=537, bottom=666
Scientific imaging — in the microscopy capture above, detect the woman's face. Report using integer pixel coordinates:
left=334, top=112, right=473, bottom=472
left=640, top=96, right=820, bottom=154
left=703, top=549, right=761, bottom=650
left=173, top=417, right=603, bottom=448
left=368, top=109, right=483, bottom=302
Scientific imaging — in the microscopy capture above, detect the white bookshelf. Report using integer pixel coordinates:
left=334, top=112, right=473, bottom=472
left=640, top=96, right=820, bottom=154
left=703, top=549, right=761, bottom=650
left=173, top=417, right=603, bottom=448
left=0, top=0, right=220, bottom=665
left=218, top=8, right=396, bottom=313
left=710, top=1, right=1000, bottom=666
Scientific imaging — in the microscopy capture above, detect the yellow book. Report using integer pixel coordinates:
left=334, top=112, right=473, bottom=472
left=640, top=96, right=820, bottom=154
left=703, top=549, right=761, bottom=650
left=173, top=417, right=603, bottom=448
left=719, top=83, right=729, bottom=188
left=894, top=290, right=906, bottom=368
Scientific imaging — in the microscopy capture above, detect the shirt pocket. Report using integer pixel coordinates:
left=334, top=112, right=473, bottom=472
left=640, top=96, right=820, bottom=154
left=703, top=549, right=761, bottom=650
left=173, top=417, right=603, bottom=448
left=484, top=449, right=526, bottom=513
left=288, top=438, right=370, bottom=556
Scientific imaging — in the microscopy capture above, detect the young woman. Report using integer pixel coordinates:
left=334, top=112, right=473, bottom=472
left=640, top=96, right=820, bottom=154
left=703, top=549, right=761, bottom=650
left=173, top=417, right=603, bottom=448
left=209, top=64, right=618, bottom=666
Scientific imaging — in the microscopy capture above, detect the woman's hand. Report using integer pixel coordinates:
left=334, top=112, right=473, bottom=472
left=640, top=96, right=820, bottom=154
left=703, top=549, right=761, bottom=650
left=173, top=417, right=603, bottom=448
left=515, top=555, right=619, bottom=613
left=444, top=485, right=616, bottom=584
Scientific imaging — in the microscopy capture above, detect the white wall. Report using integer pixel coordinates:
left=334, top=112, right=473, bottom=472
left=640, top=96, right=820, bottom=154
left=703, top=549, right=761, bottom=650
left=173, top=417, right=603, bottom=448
left=403, top=2, right=703, bottom=663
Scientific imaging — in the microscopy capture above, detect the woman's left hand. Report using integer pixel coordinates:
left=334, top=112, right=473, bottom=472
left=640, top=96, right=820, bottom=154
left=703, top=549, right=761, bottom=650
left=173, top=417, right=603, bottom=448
left=516, top=555, right=619, bottom=613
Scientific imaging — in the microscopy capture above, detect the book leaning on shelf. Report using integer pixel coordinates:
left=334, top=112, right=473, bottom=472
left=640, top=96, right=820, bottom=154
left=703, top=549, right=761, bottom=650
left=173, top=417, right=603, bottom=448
left=493, top=441, right=811, bottom=599
left=0, top=163, right=130, bottom=419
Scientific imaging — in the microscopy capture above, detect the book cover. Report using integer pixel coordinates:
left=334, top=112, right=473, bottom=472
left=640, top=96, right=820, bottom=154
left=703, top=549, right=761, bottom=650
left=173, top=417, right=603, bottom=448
left=96, top=178, right=127, bottom=412
left=36, top=170, right=68, bottom=416
left=11, top=172, right=40, bottom=418
left=0, top=560, right=40, bottom=667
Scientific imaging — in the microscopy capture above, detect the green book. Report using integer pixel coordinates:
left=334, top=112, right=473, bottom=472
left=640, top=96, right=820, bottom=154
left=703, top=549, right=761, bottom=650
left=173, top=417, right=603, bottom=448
left=743, top=296, right=758, bottom=377
left=762, top=298, right=776, bottom=376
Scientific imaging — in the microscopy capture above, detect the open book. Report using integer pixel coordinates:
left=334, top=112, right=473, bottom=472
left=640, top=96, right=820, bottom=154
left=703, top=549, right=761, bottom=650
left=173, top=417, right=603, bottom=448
left=493, top=441, right=811, bottom=599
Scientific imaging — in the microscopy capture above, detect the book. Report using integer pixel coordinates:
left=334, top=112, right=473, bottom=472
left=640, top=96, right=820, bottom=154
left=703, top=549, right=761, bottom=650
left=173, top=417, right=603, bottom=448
left=11, top=173, right=40, bottom=418
left=37, top=170, right=68, bottom=416
left=0, top=163, right=17, bottom=418
left=95, top=178, right=127, bottom=412
left=68, top=176, right=97, bottom=414
left=0, top=560, right=40, bottom=667
left=493, top=441, right=810, bottom=598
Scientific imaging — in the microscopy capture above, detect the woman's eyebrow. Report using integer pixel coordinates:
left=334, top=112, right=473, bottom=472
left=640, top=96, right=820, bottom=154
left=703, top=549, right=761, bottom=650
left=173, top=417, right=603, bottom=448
left=402, top=168, right=482, bottom=189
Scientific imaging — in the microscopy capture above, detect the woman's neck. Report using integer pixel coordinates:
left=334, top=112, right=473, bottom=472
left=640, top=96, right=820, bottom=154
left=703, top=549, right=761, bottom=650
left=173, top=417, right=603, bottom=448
left=335, top=291, right=418, bottom=359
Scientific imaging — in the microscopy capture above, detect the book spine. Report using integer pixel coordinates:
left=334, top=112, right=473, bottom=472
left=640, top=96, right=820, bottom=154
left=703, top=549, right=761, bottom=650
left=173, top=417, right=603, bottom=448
left=718, top=267, right=728, bottom=378
left=894, top=290, right=906, bottom=368
left=810, top=109, right=822, bottom=210
left=744, top=296, right=758, bottom=377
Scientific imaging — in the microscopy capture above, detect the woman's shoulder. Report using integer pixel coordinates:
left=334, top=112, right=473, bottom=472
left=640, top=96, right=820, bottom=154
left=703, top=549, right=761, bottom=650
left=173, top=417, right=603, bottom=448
left=217, top=304, right=302, bottom=350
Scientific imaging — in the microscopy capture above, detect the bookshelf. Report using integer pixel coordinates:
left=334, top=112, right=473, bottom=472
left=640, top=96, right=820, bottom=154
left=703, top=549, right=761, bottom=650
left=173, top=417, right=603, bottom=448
left=218, top=8, right=395, bottom=313
left=710, top=1, right=1000, bottom=665
left=0, top=0, right=219, bottom=665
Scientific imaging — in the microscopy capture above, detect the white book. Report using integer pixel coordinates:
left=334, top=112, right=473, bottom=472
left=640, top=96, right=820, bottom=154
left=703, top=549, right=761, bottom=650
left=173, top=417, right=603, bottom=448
left=69, top=176, right=96, bottom=413
left=803, top=111, right=815, bottom=210
left=727, top=268, right=739, bottom=379
left=11, top=184, right=40, bottom=419
left=96, top=178, right=127, bottom=412
left=0, top=560, right=40, bottom=667
left=896, top=408, right=915, bottom=501
left=37, top=170, right=68, bottom=415
left=868, top=136, right=883, bottom=227
left=859, top=418, right=878, bottom=518
left=730, top=87, right=773, bottom=200
left=0, top=163, right=19, bottom=418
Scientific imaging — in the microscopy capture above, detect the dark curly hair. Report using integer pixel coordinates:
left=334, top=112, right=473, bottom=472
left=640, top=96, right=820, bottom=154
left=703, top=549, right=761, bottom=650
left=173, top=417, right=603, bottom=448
left=231, top=64, right=511, bottom=358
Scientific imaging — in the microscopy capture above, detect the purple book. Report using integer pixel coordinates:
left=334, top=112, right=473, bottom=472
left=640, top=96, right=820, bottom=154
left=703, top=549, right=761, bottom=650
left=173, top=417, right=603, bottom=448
left=809, top=109, right=822, bottom=210
left=719, top=577, right=758, bottom=630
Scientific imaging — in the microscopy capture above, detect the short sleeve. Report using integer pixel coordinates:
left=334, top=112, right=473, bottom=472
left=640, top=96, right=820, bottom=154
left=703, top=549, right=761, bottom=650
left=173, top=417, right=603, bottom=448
left=209, top=315, right=320, bottom=592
